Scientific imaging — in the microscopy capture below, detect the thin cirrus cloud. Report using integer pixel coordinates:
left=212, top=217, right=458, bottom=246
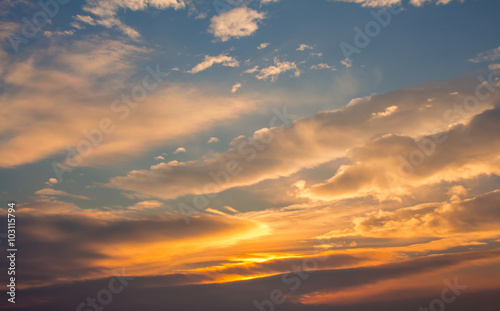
left=107, top=78, right=499, bottom=200
left=188, top=54, right=239, bottom=74
left=208, top=7, right=266, bottom=42
left=74, top=0, right=186, bottom=39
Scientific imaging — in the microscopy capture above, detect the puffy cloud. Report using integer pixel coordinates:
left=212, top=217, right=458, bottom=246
left=257, top=42, right=270, bottom=49
left=208, top=7, right=266, bottom=42
left=301, top=105, right=500, bottom=201
left=371, top=105, right=398, bottom=118
left=174, top=147, right=187, bottom=154
left=256, top=57, right=301, bottom=81
left=107, top=78, right=499, bottom=200
left=208, top=137, right=220, bottom=144
left=297, top=44, right=313, bottom=51
left=188, top=54, right=239, bottom=74
left=310, top=63, right=336, bottom=71
left=154, top=156, right=165, bottom=161
left=341, top=58, right=352, bottom=68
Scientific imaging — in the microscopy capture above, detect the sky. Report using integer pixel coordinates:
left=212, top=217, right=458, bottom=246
left=0, top=0, right=500, bottom=310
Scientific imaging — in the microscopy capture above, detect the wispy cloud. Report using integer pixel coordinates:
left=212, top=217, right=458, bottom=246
left=188, top=54, right=239, bottom=73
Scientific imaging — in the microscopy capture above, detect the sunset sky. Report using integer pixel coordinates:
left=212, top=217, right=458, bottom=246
left=1, top=0, right=500, bottom=310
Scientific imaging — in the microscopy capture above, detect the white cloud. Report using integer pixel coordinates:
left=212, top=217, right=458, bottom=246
left=469, top=46, right=500, bottom=63
left=208, top=7, right=266, bottom=42
left=244, top=65, right=260, bottom=73
left=341, top=58, right=352, bottom=68
left=257, top=43, right=270, bottom=49
left=174, top=147, right=186, bottom=154
left=188, top=54, right=239, bottom=74
left=297, top=44, right=313, bottom=51
left=231, top=82, right=242, bottom=93
left=371, top=105, right=398, bottom=119
left=48, top=178, right=59, bottom=184
left=208, top=137, right=220, bottom=144
left=154, top=156, right=165, bottom=161
left=310, top=63, right=336, bottom=71
left=79, top=0, right=186, bottom=39
left=256, top=57, right=301, bottom=82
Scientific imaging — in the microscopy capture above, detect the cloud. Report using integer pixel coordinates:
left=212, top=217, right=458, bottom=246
left=244, top=65, right=260, bottom=73
left=4, top=199, right=266, bottom=287
left=188, top=54, right=239, bottom=74
left=48, top=178, right=59, bottom=184
left=127, top=200, right=164, bottom=210
left=301, top=105, right=500, bottom=201
left=107, top=78, right=499, bottom=200
left=34, top=188, right=91, bottom=200
left=256, top=57, right=301, bottom=81
left=333, top=0, right=460, bottom=7
left=224, top=205, right=239, bottom=213
left=310, top=63, right=336, bottom=71
left=208, top=137, right=220, bottom=144
left=469, top=46, right=500, bottom=63
left=297, top=44, right=313, bottom=51
left=341, top=58, right=352, bottom=68
left=257, top=42, right=270, bottom=49
left=10, top=249, right=500, bottom=310
left=78, top=0, right=186, bottom=39
left=154, top=156, right=165, bottom=161
left=0, top=38, right=260, bottom=168
left=231, top=82, right=242, bottom=93
left=208, top=7, right=266, bottom=42
left=321, top=190, right=500, bottom=239
left=174, top=147, right=187, bottom=154
left=370, top=105, right=398, bottom=118
left=488, top=63, right=500, bottom=71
